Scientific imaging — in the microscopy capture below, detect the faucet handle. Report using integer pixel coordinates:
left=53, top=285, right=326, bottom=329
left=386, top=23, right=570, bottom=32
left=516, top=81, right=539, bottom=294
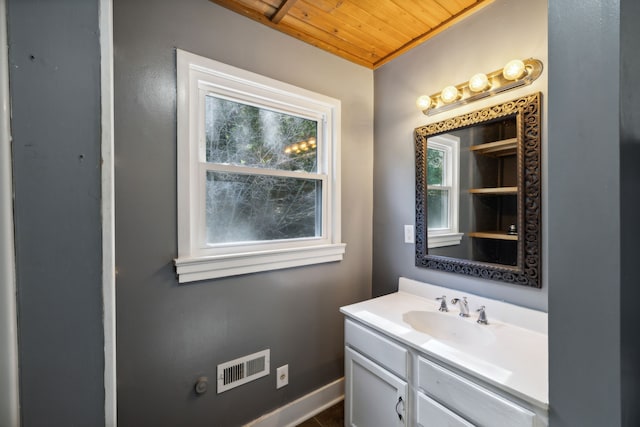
left=476, top=306, right=489, bottom=325
left=451, top=296, right=470, bottom=317
left=450, top=296, right=468, bottom=305
left=435, top=296, right=448, bottom=312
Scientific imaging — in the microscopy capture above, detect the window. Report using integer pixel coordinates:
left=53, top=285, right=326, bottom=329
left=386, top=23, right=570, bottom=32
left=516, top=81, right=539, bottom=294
left=175, top=50, right=344, bottom=283
left=426, top=135, right=462, bottom=248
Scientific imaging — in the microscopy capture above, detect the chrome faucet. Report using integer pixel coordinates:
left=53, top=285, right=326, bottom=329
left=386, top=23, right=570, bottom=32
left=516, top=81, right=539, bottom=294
left=450, top=297, right=470, bottom=317
left=476, top=306, right=489, bottom=325
left=435, top=296, right=448, bottom=312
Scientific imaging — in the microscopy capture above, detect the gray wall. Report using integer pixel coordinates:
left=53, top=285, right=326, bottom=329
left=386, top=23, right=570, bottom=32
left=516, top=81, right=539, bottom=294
left=619, top=0, right=640, bottom=424
left=547, top=0, right=623, bottom=425
left=7, top=0, right=105, bottom=425
left=8, top=0, right=638, bottom=426
left=114, top=1, right=373, bottom=426
left=539, top=0, right=640, bottom=425
left=372, top=0, right=548, bottom=311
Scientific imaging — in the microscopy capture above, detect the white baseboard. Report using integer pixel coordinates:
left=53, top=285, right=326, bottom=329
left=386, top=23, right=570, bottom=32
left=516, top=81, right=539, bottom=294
left=244, top=378, right=344, bottom=427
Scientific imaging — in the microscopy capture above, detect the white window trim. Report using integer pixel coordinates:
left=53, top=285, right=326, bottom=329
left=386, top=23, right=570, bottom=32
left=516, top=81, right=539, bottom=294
left=427, top=134, right=462, bottom=249
left=0, top=0, right=20, bottom=425
left=99, top=0, right=117, bottom=424
left=175, top=50, right=344, bottom=283
left=428, top=232, right=464, bottom=248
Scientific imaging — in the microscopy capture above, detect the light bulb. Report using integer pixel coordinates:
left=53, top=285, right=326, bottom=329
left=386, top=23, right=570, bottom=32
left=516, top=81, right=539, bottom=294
left=468, top=73, right=490, bottom=92
left=440, top=86, right=460, bottom=104
left=308, top=137, right=317, bottom=147
left=416, top=95, right=432, bottom=111
left=503, top=59, right=526, bottom=80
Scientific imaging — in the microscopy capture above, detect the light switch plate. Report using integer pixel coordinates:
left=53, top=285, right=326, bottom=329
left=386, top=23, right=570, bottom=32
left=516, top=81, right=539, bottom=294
left=404, top=225, right=414, bottom=243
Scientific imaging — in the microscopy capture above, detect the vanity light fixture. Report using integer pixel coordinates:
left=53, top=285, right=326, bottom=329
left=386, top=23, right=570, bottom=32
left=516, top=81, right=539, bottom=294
left=468, top=73, right=491, bottom=92
left=416, top=58, right=543, bottom=116
left=502, top=59, right=526, bottom=80
left=440, top=85, right=460, bottom=104
left=416, top=95, right=433, bottom=111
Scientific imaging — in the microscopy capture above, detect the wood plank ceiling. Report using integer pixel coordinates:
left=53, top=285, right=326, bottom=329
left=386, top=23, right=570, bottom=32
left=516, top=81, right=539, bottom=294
left=210, top=0, right=495, bottom=69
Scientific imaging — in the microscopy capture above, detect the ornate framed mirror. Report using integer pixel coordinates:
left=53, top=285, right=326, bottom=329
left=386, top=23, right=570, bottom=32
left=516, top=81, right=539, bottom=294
left=414, top=93, right=541, bottom=288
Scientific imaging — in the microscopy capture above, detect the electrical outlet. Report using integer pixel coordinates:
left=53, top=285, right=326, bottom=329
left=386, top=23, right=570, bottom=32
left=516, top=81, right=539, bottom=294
left=276, top=365, right=288, bottom=389
left=404, top=225, right=414, bottom=243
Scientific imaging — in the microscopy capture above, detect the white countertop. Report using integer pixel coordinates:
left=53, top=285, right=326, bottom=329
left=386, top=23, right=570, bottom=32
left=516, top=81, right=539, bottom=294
left=340, top=277, right=549, bottom=409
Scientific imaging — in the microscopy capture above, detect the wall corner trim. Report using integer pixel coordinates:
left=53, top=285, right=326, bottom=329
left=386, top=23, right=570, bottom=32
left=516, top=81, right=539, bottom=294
left=0, top=0, right=21, bottom=425
left=100, top=0, right=117, bottom=425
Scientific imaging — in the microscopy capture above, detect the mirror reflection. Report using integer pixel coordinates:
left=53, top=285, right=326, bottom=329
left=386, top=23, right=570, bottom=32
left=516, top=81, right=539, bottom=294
left=427, top=116, right=517, bottom=264
left=415, top=93, right=541, bottom=288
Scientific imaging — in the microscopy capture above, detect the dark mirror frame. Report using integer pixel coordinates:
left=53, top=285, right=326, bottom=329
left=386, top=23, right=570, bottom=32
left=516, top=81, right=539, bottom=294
left=414, top=92, right=542, bottom=288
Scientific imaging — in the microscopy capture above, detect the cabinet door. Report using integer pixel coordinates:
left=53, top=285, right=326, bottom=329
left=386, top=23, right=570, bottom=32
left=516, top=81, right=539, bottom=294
left=345, top=347, right=407, bottom=427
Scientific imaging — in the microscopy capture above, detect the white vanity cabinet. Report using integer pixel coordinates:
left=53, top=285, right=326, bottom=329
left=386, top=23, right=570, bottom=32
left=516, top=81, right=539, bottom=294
left=416, top=391, right=474, bottom=427
left=345, top=347, right=407, bottom=426
left=344, top=319, right=408, bottom=426
left=416, top=357, right=540, bottom=427
left=344, top=318, right=548, bottom=427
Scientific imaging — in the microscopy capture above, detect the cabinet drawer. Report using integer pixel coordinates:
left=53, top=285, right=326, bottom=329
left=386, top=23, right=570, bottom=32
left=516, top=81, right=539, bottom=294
left=417, top=392, right=474, bottom=427
left=418, top=357, right=535, bottom=427
left=345, top=319, right=408, bottom=379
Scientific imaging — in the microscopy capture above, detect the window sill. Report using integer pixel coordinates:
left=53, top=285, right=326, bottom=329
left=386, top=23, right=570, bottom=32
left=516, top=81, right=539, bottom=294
left=428, top=233, right=464, bottom=249
left=174, top=243, right=346, bottom=283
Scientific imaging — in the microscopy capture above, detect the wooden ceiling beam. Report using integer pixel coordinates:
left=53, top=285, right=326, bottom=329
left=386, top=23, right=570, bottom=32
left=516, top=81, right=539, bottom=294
left=271, top=0, right=300, bottom=24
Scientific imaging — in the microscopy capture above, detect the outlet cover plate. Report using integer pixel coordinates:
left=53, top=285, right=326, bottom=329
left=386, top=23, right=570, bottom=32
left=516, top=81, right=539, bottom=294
left=276, top=365, right=288, bottom=389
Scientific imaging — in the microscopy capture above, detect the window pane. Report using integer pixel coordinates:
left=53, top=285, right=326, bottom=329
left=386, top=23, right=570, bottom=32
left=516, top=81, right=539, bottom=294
left=427, top=148, right=445, bottom=186
left=205, top=96, right=318, bottom=173
left=427, top=189, right=449, bottom=230
left=206, top=171, right=321, bottom=244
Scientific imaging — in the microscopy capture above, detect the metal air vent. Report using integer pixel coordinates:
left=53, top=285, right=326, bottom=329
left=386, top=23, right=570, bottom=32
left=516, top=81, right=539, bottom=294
left=217, top=349, right=270, bottom=393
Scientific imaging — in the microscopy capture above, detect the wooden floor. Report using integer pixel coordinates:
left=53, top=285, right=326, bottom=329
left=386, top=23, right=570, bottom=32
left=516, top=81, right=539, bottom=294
left=296, top=400, right=344, bottom=427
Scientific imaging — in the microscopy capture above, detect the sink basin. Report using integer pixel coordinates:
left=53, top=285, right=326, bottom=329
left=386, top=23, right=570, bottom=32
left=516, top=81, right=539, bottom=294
left=402, top=310, right=496, bottom=347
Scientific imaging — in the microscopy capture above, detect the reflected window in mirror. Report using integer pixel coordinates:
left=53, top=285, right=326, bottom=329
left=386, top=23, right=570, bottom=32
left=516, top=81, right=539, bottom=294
left=426, top=135, right=462, bottom=248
